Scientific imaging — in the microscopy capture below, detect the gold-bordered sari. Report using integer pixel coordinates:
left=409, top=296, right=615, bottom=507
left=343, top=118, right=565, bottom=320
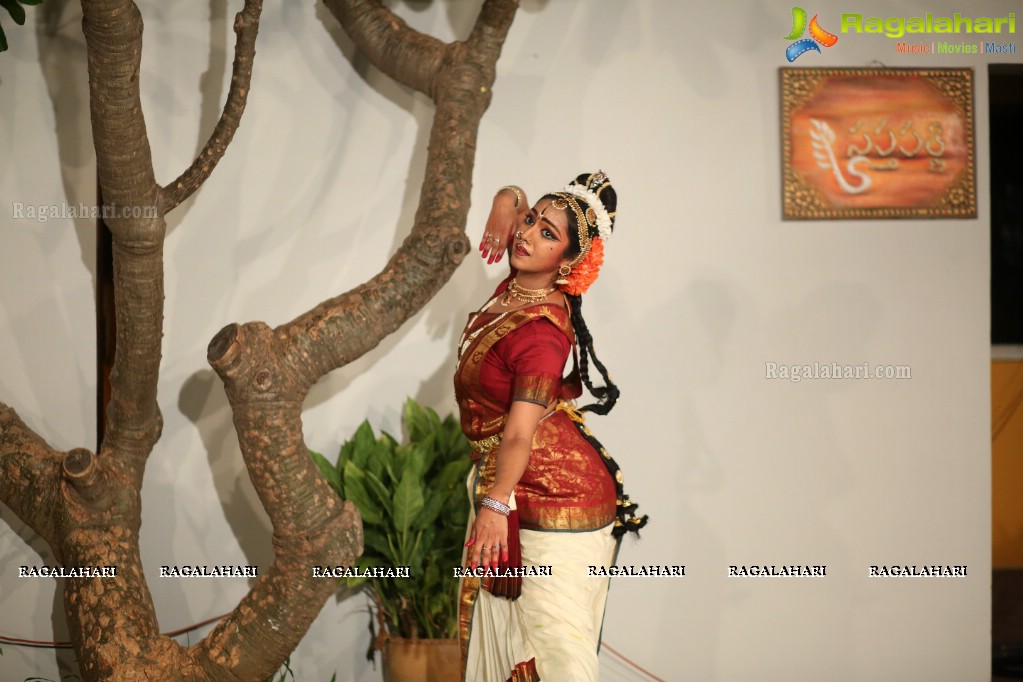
left=454, top=283, right=622, bottom=681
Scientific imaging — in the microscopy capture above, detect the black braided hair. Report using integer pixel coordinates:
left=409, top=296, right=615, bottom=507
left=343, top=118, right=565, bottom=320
left=547, top=173, right=646, bottom=534
left=566, top=293, right=619, bottom=415
left=540, top=171, right=620, bottom=415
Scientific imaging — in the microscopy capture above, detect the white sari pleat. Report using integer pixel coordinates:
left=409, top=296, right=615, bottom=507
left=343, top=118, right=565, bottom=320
left=462, top=474, right=617, bottom=682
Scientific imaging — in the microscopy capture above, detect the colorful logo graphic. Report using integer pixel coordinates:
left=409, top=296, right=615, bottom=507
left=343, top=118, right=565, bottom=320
left=784, top=7, right=839, bottom=61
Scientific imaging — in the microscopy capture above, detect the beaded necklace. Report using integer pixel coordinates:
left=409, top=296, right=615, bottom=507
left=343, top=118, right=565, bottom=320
left=500, top=279, right=556, bottom=307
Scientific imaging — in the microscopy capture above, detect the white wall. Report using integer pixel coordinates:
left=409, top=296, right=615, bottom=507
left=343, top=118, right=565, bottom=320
left=0, top=0, right=1001, bottom=680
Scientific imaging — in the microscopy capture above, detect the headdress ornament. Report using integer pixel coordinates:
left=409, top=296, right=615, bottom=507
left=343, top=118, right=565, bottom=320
left=561, top=171, right=613, bottom=242
left=548, top=171, right=616, bottom=295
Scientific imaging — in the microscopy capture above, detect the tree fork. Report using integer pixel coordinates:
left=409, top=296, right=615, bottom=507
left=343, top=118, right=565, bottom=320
left=2, top=0, right=520, bottom=678
left=198, top=322, right=364, bottom=681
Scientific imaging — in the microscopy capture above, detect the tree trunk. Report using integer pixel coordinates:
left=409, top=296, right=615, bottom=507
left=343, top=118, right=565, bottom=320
left=0, top=0, right=519, bottom=679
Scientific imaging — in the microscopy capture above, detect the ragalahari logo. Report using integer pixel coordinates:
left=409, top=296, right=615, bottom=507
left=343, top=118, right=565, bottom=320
left=784, top=7, right=839, bottom=61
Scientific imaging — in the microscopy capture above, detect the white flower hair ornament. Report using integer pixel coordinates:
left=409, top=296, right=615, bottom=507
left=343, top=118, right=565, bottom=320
left=560, top=182, right=613, bottom=242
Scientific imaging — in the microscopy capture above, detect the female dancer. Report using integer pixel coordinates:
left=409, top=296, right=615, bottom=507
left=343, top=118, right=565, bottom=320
left=454, top=171, right=646, bottom=681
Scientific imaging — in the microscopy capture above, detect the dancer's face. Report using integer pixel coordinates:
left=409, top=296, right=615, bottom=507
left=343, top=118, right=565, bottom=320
left=509, top=198, right=572, bottom=278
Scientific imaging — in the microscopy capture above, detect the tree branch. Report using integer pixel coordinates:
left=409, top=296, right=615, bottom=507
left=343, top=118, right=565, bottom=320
left=191, top=508, right=361, bottom=681
left=0, top=403, right=168, bottom=681
left=81, top=0, right=159, bottom=243
left=283, top=0, right=519, bottom=388
left=185, top=3, right=519, bottom=673
left=61, top=527, right=169, bottom=681
left=0, top=403, right=64, bottom=550
left=81, top=0, right=165, bottom=465
left=160, top=0, right=265, bottom=213
left=322, top=0, right=446, bottom=95
left=468, top=0, right=520, bottom=56
left=193, top=323, right=363, bottom=680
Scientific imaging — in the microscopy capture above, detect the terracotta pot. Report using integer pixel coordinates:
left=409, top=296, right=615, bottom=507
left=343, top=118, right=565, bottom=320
left=382, top=637, right=460, bottom=682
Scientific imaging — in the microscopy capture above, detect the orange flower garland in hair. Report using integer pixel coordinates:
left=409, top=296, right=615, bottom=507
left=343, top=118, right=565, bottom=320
left=560, top=236, right=604, bottom=296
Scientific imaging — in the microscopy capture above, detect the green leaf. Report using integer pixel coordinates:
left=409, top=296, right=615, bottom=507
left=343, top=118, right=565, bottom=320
left=392, top=471, right=424, bottom=539
left=336, top=438, right=355, bottom=474
left=409, top=529, right=423, bottom=564
left=435, top=458, right=470, bottom=490
left=443, top=486, right=469, bottom=523
left=0, top=0, right=26, bottom=25
left=363, top=469, right=393, bottom=518
left=309, top=450, right=342, bottom=495
left=383, top=460, right=399, bottom=486
left=362, top=527, right=392, bottom=561
left=415, top=526, right=436, bottom=566
left=350, top=420, right=377, bottom=469
left=414, top=490, right=445, bottom=530
left=448, top=426, right=471, bottom=458
left=386, top=533, right=401, bottom=565
left=418, top=432, right=438, bottom=473
left=426, top=405, right=444, bottom=437
left=406, top=443, right=429, bottom=480
left=404, top=398, right=431, bottom=443
left=342, top=461, right=383, bottom=525
left=364, top=432, right=393, bottom=479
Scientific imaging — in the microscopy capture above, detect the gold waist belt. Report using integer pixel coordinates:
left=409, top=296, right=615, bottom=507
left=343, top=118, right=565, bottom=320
left=469, top=433, right=502, bottom=454
left=468, top=403, right=582, bottom=455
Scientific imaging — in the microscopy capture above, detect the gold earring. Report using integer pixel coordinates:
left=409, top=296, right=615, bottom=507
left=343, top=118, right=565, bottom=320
left=554, top=264, right=572, bottom=286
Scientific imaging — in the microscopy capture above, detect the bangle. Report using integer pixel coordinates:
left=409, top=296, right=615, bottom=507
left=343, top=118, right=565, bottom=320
left=480, top=495, right=511, bottom=516
left=497, top=186, right=524, bottom=208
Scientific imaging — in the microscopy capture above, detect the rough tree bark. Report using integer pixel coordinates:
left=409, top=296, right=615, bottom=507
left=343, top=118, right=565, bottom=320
left=0, top=0, right=519, bottom=679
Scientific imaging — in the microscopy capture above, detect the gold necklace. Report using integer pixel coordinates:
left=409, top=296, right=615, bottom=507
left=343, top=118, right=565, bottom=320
left=501, top=278, right=555, bottom=307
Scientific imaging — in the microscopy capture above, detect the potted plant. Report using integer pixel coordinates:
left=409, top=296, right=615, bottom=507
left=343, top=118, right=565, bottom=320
left=309, top=398, right=472, bottom=682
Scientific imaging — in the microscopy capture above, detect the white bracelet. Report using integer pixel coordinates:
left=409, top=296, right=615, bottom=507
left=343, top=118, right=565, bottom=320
left=497, top=186, right=524, bottom=208
left=480, top=495, right=511, bottom=516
